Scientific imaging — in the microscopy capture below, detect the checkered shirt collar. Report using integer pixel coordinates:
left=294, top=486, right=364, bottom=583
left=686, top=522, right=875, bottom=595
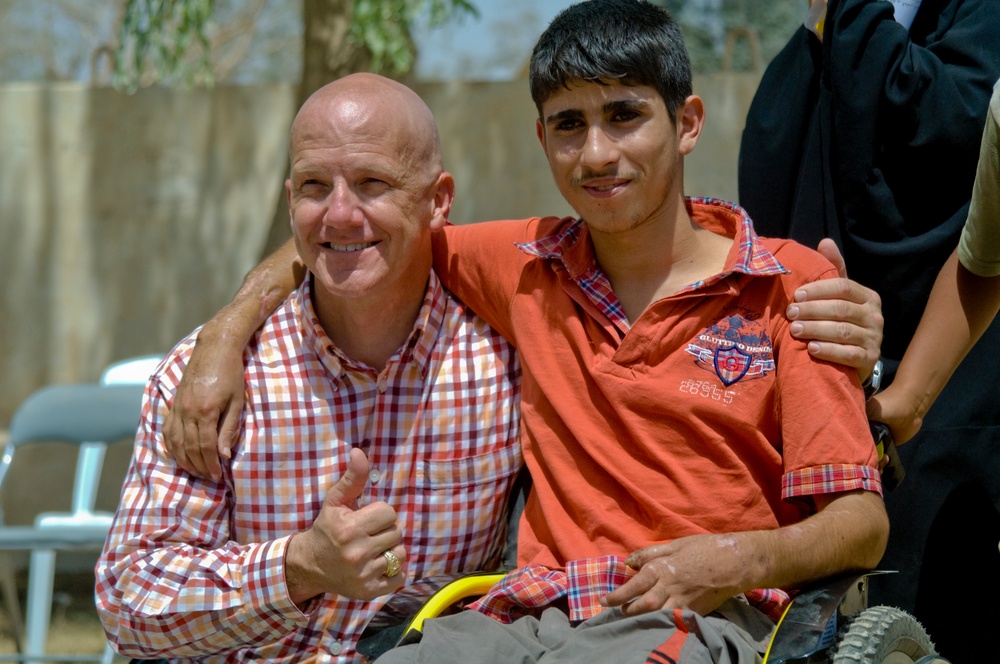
left=298, top=270, right=445, bottom=383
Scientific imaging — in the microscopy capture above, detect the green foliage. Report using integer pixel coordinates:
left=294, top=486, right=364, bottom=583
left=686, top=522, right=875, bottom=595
left=351, top=0, right=478, bottom=74
left=114, top=0, right=215, bottom=92
left=113, top=0, right=478, bottom=92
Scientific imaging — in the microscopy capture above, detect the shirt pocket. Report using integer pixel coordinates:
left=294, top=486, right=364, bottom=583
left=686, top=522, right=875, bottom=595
left=414, top=445, right=522, bottom=490
left=407, top=446, right=522, bottom=573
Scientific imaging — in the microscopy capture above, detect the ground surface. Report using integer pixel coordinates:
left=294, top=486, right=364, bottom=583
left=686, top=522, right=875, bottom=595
left=0, top=570, right=123, bottom=663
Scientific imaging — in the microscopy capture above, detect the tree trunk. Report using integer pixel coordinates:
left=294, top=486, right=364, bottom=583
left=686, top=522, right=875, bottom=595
left=260, top=0, right=371, bottom=258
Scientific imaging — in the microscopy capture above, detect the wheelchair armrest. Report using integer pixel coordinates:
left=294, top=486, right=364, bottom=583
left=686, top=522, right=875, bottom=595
left=763, top=570, right=894, bottom=664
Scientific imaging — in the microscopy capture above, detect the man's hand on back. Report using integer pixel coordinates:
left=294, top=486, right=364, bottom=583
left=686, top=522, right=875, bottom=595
left=787, top=239, right=883, bottom=382
left=163, top=323, right=247, bottom=481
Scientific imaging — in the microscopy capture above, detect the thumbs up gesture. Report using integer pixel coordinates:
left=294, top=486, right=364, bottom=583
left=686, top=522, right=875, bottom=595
left=285, top=448, right=406, bottom=605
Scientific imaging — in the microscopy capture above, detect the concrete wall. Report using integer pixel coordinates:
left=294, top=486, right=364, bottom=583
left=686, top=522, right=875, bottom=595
left=0, top=72, right=761, bottom=532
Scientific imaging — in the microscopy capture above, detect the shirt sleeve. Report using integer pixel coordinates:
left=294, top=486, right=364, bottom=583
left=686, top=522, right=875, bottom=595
left=94, top=356, right=314, bottom=658
left=431, top=220, right=538, bottom=345
left=959, top=82, right=1000, bottom=277
left=771, top=259, right=883, bottom=503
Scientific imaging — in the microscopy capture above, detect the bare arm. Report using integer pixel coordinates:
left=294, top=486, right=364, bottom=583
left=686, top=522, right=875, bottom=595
left=163, top=238, right=304, bottom=479
left=867, top=249, right=1000, bottom=444
left=787, top=239, right=883, bottom=382
left=602, top=490, right=888, bottom=616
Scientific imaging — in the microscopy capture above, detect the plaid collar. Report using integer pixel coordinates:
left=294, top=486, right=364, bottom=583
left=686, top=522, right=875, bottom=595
left=514, top=197, right=788, bottom=332
left=299, top=270, right=445, bottom=383
left=517, top=197, right=788, bottom=284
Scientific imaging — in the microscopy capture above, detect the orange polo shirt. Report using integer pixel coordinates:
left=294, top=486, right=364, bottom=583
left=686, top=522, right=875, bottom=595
left=432, top=198, right=880, bottom=571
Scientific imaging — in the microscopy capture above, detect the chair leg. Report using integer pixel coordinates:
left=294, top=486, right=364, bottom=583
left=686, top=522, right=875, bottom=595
left=24, top=549, right=55, bottom=659
left=0, top=552, right=24, bottom=652
left=101, top=640, right=116, bottom=664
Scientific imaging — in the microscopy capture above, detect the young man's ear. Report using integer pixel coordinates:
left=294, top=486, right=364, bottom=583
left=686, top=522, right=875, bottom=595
left=677, top=95, right=705, bottom=157
left=429, top=172, right=456, bottom=230
left=536, top=117, right=547, bottom=152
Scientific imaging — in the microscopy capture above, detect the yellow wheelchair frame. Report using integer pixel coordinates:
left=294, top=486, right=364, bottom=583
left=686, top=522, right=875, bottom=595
left=392, top=570, right=945, bottom=663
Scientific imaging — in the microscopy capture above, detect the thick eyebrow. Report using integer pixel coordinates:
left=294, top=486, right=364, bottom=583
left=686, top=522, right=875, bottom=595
left=544, top=108, right=584, bottom=127
left=543, top=98, right=651, bottom=127
left=604, top=99, right=650, bottom=115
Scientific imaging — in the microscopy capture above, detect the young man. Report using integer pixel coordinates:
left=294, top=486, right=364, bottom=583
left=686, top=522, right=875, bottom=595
left=375, top=1, right=886, bottom=660
left=95, top=74, right=522, bottom=663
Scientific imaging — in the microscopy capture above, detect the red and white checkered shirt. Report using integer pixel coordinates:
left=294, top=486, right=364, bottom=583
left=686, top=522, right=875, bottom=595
left=96, top=272, right=522, bottom=663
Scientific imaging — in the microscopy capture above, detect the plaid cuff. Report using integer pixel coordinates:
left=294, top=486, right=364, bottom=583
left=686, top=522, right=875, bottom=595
left=566, top=556, right=635, bottom=622
left=783, top=463, right=883, bottom=501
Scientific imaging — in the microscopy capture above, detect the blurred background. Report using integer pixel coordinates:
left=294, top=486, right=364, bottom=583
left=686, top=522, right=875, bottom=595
left=0, top=0, right=805, bottom=656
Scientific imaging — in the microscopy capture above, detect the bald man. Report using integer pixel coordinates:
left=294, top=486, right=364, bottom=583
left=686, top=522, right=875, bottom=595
left=95, top=74, right=522, bottom=663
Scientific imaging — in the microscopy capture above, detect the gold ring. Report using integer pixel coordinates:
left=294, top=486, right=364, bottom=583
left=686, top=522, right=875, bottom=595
left=382, top=549, right=401, bottom=578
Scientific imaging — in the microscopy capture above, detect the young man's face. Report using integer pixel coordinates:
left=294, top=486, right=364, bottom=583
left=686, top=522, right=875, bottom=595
left=535, top=80, right=698, bottom=235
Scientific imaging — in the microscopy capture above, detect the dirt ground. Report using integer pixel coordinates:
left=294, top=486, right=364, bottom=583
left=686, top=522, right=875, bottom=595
left=0, top=570, right=124, bottom=663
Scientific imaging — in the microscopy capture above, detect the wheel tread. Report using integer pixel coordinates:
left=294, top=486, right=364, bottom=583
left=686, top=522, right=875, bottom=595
left=832, top=605, right=936, bottom=663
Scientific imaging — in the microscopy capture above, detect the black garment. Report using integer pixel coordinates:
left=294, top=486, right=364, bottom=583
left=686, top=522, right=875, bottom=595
left=739, top=1, right=1000, bottom=661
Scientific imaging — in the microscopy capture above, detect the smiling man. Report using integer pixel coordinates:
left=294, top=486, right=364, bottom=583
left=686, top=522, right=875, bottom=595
left=95, top=74, right=522, bottom=663
left=373, top=1, right=889, bottom=661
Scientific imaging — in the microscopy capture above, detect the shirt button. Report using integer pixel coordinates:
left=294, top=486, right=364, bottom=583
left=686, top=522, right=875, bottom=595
left=377, top=376, right=388, bottom=392
left=330, top=641, right=342, bottom=655
left=369, top=468, right=382, bottom=484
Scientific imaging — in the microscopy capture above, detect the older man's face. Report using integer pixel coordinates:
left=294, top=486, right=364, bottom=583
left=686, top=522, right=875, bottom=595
left=286, top=96, right=444, bottom=310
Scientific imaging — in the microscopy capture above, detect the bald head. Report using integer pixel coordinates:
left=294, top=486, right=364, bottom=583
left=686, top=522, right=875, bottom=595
left=290, top=73, right=444, bottom=178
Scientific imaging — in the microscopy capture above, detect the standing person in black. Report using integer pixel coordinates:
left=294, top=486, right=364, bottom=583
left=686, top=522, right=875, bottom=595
left=739, top=0, right=1000, bottom=660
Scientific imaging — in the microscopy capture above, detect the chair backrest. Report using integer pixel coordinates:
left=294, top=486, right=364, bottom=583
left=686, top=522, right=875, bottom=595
left=65, top=355, right=163, bottom=513
left=100, top=355, right=163, bottom=386
left=0, top=384, right=145, bottom=520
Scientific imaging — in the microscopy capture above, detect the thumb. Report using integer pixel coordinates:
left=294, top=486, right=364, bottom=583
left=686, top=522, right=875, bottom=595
left=326, top=447, right=370, bottom=509
left=817, top=238, right=848, bottom=278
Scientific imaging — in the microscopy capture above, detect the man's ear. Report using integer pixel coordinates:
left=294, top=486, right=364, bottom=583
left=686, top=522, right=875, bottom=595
left=677, top=95, right=705, bottom=157
left=536, top=117, right=547, bottom=152
left=429, top=171, right=456, bottom=230
left=285, top=179, right=294, bottom=228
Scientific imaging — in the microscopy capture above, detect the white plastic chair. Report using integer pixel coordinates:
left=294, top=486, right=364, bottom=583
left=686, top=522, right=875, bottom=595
left=0, top=355, right=158, bottom=663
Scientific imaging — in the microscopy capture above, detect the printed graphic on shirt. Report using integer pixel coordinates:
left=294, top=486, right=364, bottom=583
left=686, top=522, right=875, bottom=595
left=685, top=309, right=775, bottom=386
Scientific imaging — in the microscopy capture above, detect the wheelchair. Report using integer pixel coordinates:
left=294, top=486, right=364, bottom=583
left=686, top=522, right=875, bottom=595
left=360, top=426, right=950, bottom=663
left=371, top=560, right=947, bottom=663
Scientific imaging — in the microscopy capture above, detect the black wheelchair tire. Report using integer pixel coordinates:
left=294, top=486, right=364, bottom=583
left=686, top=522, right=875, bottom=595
left=831, top=605, right=937, bottom=663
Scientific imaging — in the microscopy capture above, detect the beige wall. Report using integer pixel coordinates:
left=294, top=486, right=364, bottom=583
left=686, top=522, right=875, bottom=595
left=0, top=72, right=761, bottom=533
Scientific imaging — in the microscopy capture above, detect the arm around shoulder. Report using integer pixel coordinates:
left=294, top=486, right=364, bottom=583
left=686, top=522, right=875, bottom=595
left=163, top=238, right=305, bottom=479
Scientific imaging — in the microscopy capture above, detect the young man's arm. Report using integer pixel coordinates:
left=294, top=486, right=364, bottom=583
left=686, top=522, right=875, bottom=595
left=602, top=489, right=888, bottom=617
left=867, top=90, right=1000, bottom=443
left=168, top=236, right=884, bottom=478
left=162, top=238, right=304, bottom=479
left=867, top=249, right=1000, bottom=443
